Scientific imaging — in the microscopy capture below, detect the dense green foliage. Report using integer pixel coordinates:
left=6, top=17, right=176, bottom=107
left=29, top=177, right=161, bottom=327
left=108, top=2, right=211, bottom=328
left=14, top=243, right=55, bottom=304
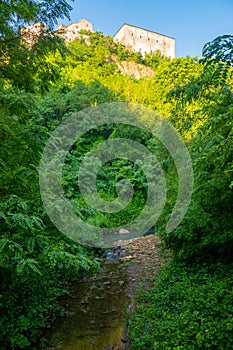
left=0, top=4, right=101, bottom=349
left=0, top=0, right=73, bottom=91
left=0, top=83, right=102, bottom=349
left=0, top=3, right=232, bottom=347
left=128, top=262, right=233, bottom=350
left=202, top=34, right=233, bottom=66
left=127, top=35, right=233, bottom=350
left=161, top=62, right=233, bottom=261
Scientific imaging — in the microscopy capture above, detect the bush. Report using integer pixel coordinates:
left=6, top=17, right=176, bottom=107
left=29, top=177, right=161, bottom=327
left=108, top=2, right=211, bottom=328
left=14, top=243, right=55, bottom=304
left=161, top=80, right=233, bottom=262
left=128, top=262, right=233, bottom=350
left=0, top=86, right=100, bottom=349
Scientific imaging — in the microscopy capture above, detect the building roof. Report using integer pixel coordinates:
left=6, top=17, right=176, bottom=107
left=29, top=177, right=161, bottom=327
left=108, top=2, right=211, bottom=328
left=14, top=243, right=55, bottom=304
left=114, top=23, right=175, bottom=40
left=57, top=19, right=92, bottom=30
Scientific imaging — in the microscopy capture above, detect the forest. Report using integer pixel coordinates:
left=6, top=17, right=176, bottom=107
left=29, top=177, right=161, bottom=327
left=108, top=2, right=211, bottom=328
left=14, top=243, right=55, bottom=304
left=0, top=1, right=232, bottom=349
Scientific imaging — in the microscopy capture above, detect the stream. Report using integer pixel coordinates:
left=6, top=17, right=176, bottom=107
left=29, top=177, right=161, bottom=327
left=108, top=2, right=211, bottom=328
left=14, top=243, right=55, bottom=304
left=44, top=251, right=132, bottom=350
left=43, top=235, right=165, bottom=350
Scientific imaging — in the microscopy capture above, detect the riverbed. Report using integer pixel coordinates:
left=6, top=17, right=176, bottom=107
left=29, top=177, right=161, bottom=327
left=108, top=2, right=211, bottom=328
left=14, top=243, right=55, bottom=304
left=43, top=235, right=167, bottom=350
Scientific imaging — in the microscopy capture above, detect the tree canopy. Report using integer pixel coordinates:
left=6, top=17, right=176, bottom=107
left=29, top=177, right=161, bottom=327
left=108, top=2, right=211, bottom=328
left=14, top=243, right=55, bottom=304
left=0, top=0, right=73, bottom=91
left=202, top=34, right=233, bottom=66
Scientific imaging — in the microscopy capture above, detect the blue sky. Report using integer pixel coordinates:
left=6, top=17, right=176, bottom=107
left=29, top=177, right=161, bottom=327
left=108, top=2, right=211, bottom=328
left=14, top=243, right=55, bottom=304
left=60, top=0, right=233, bottom=57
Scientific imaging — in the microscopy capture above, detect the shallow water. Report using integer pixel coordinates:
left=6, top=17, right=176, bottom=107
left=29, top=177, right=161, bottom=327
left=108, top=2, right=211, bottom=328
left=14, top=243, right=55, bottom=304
left=45, top=260, right=131, bottom=350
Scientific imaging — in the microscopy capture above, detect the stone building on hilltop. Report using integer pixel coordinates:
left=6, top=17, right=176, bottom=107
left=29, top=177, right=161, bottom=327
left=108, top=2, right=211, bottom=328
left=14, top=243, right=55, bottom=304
left=113, top=23, right=175, bottom=58
left=20, top=19, right=175, bottom=60
left=20, top=22, right=48, bottom=46
left=56, top=19, right=94, bottom=42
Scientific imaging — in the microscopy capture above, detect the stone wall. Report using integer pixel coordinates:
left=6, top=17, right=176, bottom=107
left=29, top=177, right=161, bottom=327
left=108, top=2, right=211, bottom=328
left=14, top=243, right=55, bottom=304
left=20, top=22, right=47, bottom=46
left=114, top=24, right=175, bottom=58
left=57, top=19, right=93, bottom=42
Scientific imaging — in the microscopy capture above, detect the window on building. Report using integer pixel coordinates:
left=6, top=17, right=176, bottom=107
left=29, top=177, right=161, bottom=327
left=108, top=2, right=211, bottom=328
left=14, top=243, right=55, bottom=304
left=76, top=25, right=79, bottom=29
left=140, top=35, right=142, bottom=39
left=148, top=38, right=150, bottom=41
left=157, top=39, right=159, bottom=43
left=131, top=33, right=133, bottom=36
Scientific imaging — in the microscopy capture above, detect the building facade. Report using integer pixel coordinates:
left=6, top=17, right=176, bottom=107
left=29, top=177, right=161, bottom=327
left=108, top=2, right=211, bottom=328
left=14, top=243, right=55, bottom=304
left=56, top=19, right=93, bottom=42
left=20, top=22, right=48, bottom=46
left=113, top=24, right=175, bottom=58
left=21, top=20, right=175, bottom=59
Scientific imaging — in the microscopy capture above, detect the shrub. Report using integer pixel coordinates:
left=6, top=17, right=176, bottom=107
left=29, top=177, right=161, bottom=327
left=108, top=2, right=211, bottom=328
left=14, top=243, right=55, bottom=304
left=128, top=262, right=233, bottom=350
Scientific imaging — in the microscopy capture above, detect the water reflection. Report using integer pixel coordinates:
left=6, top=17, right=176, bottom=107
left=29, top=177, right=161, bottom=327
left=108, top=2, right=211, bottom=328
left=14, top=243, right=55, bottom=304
left=45, top=261, right=131, bottom=350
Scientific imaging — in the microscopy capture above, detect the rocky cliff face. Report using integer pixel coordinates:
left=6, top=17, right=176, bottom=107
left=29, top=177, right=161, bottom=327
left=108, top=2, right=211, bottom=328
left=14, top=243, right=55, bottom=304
left=111, top=56, right=155, bottom=79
